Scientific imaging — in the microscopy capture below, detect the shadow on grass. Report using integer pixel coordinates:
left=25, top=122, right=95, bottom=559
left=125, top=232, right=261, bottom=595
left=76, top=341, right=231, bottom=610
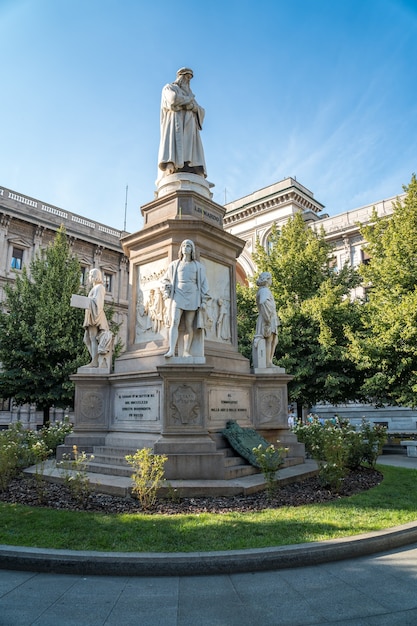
left=0, top=465, right=416, bottom=553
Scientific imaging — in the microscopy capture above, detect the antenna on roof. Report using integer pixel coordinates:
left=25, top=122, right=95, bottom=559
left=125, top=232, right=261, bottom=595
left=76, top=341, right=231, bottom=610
left=123, top=185, right=128, bottom=231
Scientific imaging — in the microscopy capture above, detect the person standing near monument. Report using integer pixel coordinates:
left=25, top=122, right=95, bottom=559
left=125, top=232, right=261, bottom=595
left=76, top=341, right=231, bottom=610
left=254, top=271, right=280, bottom=368
left=161, top=239, right=209, bottom=358
left=83, top=268, right=111, bottom=367
left=158, top=68, right=207, bottom=179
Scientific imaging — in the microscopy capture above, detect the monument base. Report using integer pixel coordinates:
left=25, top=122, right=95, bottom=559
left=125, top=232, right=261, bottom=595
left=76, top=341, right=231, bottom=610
left=60, top=365, right=304, bottom=481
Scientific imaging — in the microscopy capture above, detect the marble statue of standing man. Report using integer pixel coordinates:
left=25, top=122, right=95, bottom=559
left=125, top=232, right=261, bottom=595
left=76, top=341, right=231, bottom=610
left=158, top=68, right=207, bottom=180
left=83, top=269, right=112, bottom=368
left=253, top=271, right=280, bottom=369
left=161, top=240, right=209, bottom=358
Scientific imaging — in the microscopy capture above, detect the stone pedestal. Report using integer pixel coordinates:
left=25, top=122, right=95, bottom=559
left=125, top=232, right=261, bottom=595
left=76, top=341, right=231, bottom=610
left=64, top=179, right=302, bottom=481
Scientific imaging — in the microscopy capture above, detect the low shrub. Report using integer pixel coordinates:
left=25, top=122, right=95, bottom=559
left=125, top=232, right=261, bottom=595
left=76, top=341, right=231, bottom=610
left=59, top=445, right=94, bottom=508
left=252, top=441, right=288, bottom=497
left=126, top=448, right=167, bottom=511
left=0, top=420, right=73, bottom=492
left=294, top=416, right=388, bottom=491
left=38, top=418, right=73, bottom=454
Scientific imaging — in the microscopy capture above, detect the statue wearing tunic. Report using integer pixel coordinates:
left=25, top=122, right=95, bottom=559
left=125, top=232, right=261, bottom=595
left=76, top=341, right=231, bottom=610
left=83, top=269, right=112, bottom=368
left=253, top=272, right=280, bottom=368
left=161, top=239, right=209, bottom=358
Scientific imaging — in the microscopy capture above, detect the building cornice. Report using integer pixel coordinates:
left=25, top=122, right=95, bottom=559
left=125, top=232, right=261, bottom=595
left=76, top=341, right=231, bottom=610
left=224, top=178, right=324, bottom=226
left=0, top=185, right=127, bottom=253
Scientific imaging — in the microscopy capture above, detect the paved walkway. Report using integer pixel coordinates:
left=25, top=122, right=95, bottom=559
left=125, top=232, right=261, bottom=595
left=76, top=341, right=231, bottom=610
left=2, top=542, right=417, bottom=625
left=0, top=454, right=416, bottom=625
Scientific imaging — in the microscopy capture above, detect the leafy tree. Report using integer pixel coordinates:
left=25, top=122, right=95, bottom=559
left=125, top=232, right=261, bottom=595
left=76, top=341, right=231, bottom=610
left=236, top=283, right=257, bottom=361
left=237, top=213, right=363, bottom=411
left=351, top=174, right=417, bottom=407
left=0, top=227, right=87, bottom=424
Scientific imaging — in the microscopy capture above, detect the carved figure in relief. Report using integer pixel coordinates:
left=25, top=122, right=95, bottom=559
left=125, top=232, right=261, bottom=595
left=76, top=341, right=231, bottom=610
left=83, top=269, right=113, bottom=367
left=136, top=292, right=152, bottom=334
left=253, top=271, right=280, bottom=368
left=158, top=68, right=206, bottom=180
left=161, top=239, right=209, bottom=358
left=146, top=287, right=165, bottom=334
left=216, top=297, right=231, bottom=341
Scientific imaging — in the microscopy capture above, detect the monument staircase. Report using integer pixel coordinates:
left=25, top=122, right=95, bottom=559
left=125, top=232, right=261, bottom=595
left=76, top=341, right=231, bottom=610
left=82, top=433, right=306, bottom=481
left=47, top=433, right=309, bottom=498
left=84, top=435, right=260, bottom=481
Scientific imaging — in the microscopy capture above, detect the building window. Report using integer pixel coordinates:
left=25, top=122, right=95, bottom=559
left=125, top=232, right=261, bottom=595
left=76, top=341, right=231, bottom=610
left=361, top=249, right=371, bottom=265
left=103, top=272, right=113, bottom=293
left=266, top=229, right=280, bottom=255
left=11, top=247, right=24, bottom=270
left=0, top=397, right=11, bottom=411
left=329, top=258, right=338, bottom=273
left=80, top=266, right=88, bottom=286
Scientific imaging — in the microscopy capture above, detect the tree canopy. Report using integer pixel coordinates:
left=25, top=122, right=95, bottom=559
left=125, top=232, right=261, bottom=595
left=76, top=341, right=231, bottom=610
left=0, top=227, right=86, bottom=423
left=237, top=213, right=363, bottom=409
left=351, top=173, right=417, bottom=407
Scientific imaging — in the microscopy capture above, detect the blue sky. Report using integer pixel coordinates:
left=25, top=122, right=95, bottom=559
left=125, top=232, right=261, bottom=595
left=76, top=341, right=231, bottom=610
left=1, top=0, right=416, bottom=231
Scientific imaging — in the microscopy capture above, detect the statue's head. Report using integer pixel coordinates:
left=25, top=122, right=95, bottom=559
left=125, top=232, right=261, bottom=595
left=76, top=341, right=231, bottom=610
left=177, top=67, right=193, bottom=79
left=178, top=239, right=196, bottom=260
left=89, top=268, right=103, bottom=284
left=256, top=271, right=272, bottom=287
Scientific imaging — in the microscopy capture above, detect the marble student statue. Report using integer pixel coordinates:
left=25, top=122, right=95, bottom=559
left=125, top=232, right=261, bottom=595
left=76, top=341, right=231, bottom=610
left=157, top=68, right=207, bottom=179
left=161, top=239, right=209, bottom=358
left=83, top=268, right=113, bottom=367
left=253, top=271, right=280, bottom=368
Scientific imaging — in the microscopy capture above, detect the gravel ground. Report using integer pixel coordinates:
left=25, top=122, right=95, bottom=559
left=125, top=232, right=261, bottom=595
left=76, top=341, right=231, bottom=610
left=0, top=467, right=382, bottom=515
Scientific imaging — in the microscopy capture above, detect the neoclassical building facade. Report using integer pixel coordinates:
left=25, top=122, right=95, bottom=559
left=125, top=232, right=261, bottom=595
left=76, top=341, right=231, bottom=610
left=223, top=178, right=416, bottom=430
left=224, top=176, right=402, bottom=294
left=1, top=178, right=414, bottom=430
left=0, top=184, right=129, bottom=427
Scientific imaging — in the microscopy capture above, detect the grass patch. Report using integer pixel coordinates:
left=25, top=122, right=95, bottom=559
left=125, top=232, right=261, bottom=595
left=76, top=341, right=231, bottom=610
left=1, top=465, right=416, bottom=553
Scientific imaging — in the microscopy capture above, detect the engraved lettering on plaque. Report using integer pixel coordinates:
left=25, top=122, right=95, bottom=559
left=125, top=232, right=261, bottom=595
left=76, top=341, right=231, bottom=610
left=114, top=388, right=160, bottom=422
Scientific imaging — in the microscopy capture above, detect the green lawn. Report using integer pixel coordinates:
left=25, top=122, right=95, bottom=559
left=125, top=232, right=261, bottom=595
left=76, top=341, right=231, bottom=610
left=1, top=465, right=416, bottom=553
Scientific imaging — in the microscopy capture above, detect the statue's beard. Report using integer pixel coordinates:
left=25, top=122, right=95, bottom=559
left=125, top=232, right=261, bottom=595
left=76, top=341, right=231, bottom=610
left=177, top=77, right=193, bottom=95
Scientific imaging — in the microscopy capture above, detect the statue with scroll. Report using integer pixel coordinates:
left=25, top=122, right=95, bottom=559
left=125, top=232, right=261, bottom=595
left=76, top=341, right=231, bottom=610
left=71, top=268, right=113, bottom=370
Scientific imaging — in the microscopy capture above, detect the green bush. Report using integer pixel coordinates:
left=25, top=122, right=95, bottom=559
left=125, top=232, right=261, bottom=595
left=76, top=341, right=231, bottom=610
left=38, top=418, right=73, bottom=454
left=0, top=420, right=73, bottom=492
left=0, top=438, right=19, bottom=492
left=320, top=425, right=349, bottom=490
left=294, top=416, right=388, bottom=491
left=59, top=445, right=94, bottom=508
left=252, top=441, right=288, bottom=497
left=359, top=419, right=387, bottom=467
left=126, top=448, right=167, bottom=511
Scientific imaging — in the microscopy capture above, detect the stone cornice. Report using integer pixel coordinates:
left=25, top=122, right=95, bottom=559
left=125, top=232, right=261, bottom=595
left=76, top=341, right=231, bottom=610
left=224, top=189, right=323, bottom=226
left=0, top=185, right=125, bottom=252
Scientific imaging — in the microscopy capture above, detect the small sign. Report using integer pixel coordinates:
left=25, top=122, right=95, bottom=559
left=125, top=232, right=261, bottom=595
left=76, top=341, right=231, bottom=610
left=71, top=294, right=90, bottom=309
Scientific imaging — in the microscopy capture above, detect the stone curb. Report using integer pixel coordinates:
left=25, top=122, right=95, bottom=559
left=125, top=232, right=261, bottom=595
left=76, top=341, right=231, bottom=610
left=1, top=521, right=417, bottom=577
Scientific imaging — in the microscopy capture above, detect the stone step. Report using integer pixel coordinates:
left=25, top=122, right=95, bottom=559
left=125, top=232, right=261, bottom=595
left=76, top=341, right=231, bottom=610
left=223, top=455, right=248, bottom=467
left=24, top=458, right=319, bottom=497
left=90, top=453, right=131, bottom=467
left=224, top=464, right=260, bottom=479
left=93, top=446, right=139, bottom=456
left=86, top=461, right=133, bottom=478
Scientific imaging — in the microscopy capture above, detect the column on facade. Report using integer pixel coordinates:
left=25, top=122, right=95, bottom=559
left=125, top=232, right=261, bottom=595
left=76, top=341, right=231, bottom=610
left=32, top=225, right=45, bottom=262
left=0, top=213, right=11, bottom=274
